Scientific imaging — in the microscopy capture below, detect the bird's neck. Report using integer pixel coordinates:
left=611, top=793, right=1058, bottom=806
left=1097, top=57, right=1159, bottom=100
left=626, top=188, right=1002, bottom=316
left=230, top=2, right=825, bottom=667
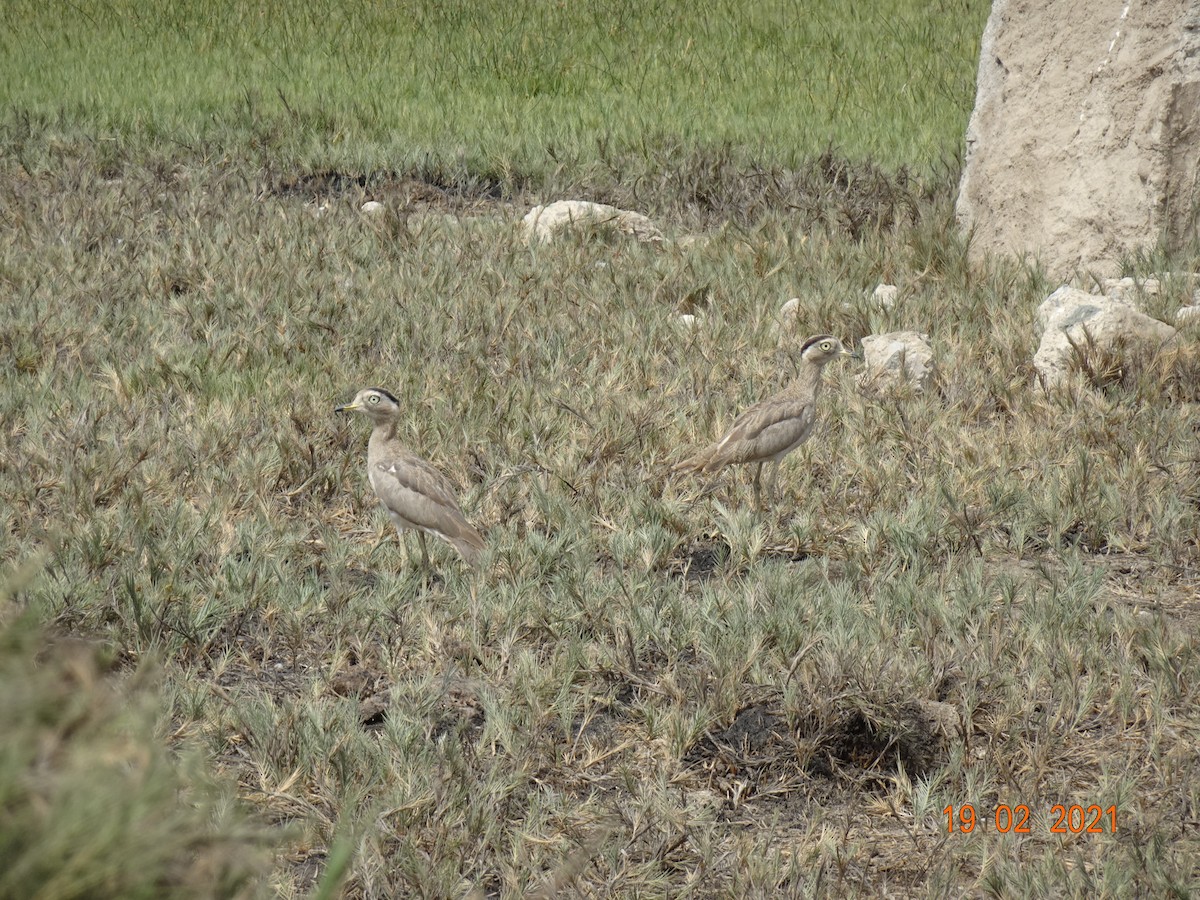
left=791, top=360, right=825, bottom=394
left=369, top=419, right=400, bottom=449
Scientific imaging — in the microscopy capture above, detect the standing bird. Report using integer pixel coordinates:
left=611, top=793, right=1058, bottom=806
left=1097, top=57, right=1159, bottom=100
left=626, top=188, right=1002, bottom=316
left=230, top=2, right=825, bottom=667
left=674, top=334, right=857, bottom=508
left=336, top=387, right=486, bottom=571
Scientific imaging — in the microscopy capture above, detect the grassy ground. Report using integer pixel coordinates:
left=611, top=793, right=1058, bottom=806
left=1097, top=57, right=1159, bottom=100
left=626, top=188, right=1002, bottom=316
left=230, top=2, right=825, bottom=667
left=3, top=1, right=1200, bottom=898
left=3, top=140, right=1199, bottom=897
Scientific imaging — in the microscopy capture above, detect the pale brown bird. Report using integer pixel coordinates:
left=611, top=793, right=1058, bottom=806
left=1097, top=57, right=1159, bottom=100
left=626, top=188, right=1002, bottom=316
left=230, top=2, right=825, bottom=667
left=674, top=334, right=857, bottom=508
left=336, top=387, right=485, bottom=570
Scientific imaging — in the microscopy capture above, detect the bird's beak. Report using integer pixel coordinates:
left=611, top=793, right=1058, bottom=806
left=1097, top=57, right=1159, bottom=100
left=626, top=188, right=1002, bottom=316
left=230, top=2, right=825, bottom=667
left=335, top=402, right=360, bottom=413
left=845, top=346, right=863, bottom=361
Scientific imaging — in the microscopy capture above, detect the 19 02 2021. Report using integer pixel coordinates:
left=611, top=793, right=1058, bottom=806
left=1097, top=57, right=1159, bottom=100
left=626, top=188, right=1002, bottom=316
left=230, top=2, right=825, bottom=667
left=943, top=804, right=1118, bottom=834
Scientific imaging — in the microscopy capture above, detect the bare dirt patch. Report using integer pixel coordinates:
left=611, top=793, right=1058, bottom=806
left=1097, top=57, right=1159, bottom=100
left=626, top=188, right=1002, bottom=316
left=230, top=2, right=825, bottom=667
left=264, top=146, right=930, bottom=234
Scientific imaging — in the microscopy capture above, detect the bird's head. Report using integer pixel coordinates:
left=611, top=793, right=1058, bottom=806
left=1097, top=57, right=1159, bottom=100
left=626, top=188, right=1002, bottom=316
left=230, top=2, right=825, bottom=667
left=799, top=334, right=859, bottom=366
left=335, top=387, right=401, bottom=422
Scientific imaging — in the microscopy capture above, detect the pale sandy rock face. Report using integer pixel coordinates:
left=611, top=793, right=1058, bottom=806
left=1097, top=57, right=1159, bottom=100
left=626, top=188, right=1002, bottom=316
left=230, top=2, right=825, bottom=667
left=1034, top=285, right=1177, bottom=385
left=956, top=0, right=1200, bottom=277
left=859, top=331, right=936, bottom=392
left=523, top=200, right=664, bottom=244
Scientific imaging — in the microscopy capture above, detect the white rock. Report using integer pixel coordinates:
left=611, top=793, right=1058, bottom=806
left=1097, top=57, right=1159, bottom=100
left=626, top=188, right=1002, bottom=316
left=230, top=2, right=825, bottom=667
left=523, top=200, right=663, bottom=244
left=1099, top=277, right=1160, bottom=307
left=859, top=332, right=936, bottom=392
left=1034, top=286, right=1177, bottom=386
left=872, top=283, right=900, bottom=308
left=360, top=200, right=385, bottom=215
left=1176, top=306, right=1200, bottom=326
left=675, top=313, right=700, bottom=330
left=777, top=297, right=803, bottom=331
left=1036, top=283, right=1134, bottom=331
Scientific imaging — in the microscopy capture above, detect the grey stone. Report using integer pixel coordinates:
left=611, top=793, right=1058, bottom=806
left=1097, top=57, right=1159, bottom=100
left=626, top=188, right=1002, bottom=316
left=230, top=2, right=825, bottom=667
left=523, top=200, right=664, bottom=244
left=1034, top=285, right=1177, bottom=385
left=872, top=283, right=900, bottom=309
left=1176, top=305, right=1200, bottom=326
left=859, top=331, right=936, bottom=392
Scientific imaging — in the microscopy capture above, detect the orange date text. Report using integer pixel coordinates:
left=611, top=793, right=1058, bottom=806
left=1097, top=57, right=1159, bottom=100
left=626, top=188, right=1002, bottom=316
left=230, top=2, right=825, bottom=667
left=943, top=804, right=1117, bottom=834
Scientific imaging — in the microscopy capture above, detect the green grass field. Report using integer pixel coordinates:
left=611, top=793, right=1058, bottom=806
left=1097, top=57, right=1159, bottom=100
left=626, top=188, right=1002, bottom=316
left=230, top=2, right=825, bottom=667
left=2, top=0, right=981, bottom=174
left=3, top=1, right=1200, bottom=897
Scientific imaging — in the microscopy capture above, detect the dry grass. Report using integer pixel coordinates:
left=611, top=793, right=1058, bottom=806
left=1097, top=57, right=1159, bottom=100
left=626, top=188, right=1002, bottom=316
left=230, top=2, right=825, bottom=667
left=1, top=138, right=1198, bottom=898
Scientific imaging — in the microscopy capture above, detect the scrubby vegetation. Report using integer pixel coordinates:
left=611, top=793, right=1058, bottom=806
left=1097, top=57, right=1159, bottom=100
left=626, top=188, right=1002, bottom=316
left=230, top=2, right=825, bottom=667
left=2, top=0, right=1199, bottom=897
left=0, top=611, right=272, bottom=899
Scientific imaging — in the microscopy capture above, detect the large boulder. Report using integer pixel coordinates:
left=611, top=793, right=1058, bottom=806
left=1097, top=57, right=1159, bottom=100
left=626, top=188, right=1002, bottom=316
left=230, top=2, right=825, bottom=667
left=956, top=0, right=1200, bottom=276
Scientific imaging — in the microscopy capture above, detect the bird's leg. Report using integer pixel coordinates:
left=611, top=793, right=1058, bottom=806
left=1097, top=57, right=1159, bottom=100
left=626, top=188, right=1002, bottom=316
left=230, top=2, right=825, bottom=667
left=752, top=462, right=764, bottom=511
left=395, top=525, right=422, bottom=574
left=417, top=532, right=431, bottom=572
left=389, top=526, right=407, bottom=563
left=766, top=462, right=780, bottom=506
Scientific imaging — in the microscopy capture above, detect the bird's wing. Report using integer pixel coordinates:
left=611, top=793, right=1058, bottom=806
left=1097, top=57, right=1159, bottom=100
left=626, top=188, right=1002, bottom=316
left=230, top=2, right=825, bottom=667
left=703, top=395, right=816, bottom=467
left=368, top=451, right=472, bottom=534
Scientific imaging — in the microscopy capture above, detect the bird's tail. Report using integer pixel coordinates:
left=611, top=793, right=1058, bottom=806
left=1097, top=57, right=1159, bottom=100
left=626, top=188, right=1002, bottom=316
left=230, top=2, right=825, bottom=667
left=672, top=445, right=718, bottom=476
left=448, top=524, right=487, bottom=568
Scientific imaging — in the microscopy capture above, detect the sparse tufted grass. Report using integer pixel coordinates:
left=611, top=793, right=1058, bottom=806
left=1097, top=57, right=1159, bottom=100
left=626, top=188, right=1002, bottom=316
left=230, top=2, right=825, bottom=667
left=2, top=0, right=1198, bottom=893
left=1, top=139, right=1198, bottom=897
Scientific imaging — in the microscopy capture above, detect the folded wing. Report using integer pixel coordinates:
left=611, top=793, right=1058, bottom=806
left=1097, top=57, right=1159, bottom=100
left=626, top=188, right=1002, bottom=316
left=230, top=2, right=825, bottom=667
left=369, top=452, right=486, bottom=565
left=677, top=396, right=816, bottom=473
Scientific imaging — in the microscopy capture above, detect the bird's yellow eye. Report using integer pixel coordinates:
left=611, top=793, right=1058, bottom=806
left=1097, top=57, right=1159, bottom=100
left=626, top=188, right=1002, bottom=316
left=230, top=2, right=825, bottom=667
left=821, top=341, right=833, bottom=351
left=368, top=395, right=379, bottom=404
